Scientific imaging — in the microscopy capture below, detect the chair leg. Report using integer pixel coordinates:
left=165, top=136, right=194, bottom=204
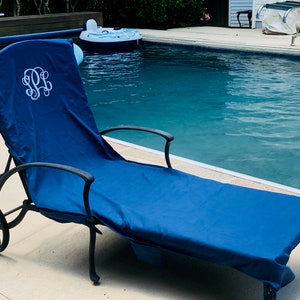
left=89, top=225, right=100, bottom=285
left=264, top=283, right=277, bottom=300
left=237, top=12, right=242, bottom=27
left=0, top=209, right=9, bottom=252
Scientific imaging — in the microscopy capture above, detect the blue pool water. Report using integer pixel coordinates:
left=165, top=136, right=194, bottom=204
left=80, top=43, right=300, bottom=189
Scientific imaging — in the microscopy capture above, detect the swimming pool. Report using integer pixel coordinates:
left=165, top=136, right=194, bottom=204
left=80, top=43, right=300, bottom=189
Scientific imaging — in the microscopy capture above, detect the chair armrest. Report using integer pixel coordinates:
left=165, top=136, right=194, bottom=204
left=100, top=125, right=174, bottom=168
left=0, top=162, right=95, bottom=219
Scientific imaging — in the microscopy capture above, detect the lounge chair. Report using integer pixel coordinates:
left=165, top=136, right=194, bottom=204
left=256, top=1, right=300, bottom=34
left=0, top=39, right=300, bottom=300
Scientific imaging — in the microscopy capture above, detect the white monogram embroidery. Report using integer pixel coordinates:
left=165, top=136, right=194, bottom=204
left=22, top=67, right=52, bottom=100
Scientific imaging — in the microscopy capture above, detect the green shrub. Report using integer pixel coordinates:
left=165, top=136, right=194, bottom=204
left=98, top=0, right=206, bottom=29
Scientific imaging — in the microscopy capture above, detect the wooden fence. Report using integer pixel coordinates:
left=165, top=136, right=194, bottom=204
left=0, top=12, right=103, bottom=36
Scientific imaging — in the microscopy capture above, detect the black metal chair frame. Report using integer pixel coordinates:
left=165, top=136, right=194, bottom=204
left=236, top=10, right=252, bottom=28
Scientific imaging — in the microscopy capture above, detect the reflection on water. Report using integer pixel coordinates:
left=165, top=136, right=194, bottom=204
left=226, top=55, right=300, bottom=99
left=80, top=44, right=300, bottom=189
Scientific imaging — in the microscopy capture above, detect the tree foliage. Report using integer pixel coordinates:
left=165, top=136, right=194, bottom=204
left=0, top=0, right=207, bottom=29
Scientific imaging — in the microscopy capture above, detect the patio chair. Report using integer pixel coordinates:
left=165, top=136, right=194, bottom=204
left=0, top=39, right=300, bottom=300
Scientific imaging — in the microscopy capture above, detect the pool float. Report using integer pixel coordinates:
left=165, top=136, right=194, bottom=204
left=79, top=19, right=142, bottom=50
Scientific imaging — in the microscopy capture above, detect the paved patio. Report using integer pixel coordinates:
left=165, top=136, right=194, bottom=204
left=1, top=27, right=300, bottom=300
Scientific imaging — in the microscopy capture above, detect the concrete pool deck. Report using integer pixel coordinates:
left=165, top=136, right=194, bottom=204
left=1, top=26, right=300, bottom=300
left=139, top=26, right=300, bottom=55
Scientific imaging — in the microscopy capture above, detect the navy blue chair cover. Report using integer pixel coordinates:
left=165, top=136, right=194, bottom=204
left=0, top=39, right=300, bottom=296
